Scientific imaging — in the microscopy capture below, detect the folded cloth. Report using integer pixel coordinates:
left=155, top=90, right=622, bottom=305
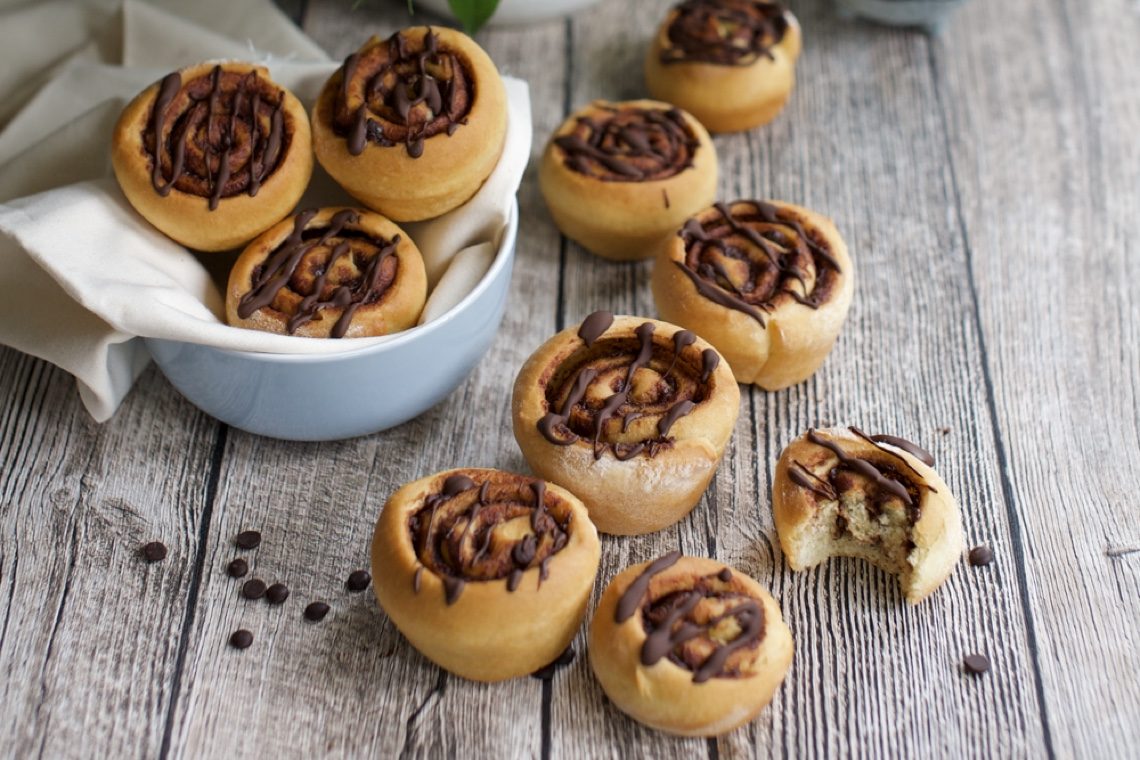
left=0, top=0, right=532, bottom=422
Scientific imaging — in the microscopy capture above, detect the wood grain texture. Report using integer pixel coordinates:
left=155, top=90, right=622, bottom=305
left=551, top=0, right=1048, bottom=757
left=159, top=1, right=569, bottom=757
left=932, top=0, right=1140, bottom=755
left=0, top=354, right=220, bottom=759
left=0, top=0, right=1137, bottom=756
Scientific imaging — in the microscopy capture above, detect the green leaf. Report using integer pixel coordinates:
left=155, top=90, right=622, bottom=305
left=447, top=0, right=499, bottom=34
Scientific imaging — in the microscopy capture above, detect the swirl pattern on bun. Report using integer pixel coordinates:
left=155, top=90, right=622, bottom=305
left=371, top=468, right=601, bottom=682
left=653, top=200, right=853, bottom=389
left=513, top=313, right=739, bottom=535
left=226, top=207, right=426, bottom=339
left=773, top=427, right=964, bottom=604
left=112, top=62, right=312, bottom=251
left=589, top=552, right=794, bottom=736
left=313, top=27, right=508, bottom=221
left=540, top=100, right=717, bottom=261
left=645, top=1, right=802, bottom=132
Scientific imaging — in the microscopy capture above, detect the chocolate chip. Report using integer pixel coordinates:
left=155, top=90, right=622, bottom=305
left=968, top=545, right=994, bottom=567
left=229, top=629, right=253, bottom=649
left=531, top=646, right=576, bottom=680
left=304, top=602, right=331, bottom=622
left=141, top=541, right=167, bottom=562
left=227, top=558, right=249, bottom=578
left=963, top=653, right=990, bottom=675
left=266, top=583, right=289, bottom=604
left=235, top=530, right=262, bottom=550
left=346, top=570, right=371, bottom=592
left=242, top=579, right=267, bottom=600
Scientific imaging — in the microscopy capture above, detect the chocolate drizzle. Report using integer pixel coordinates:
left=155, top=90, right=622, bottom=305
left=146, top=66, right=288, bottom=209
left=617, top=552, right=766, bottom=683
left=676, top=201, right=841, bottom=326
left=700, top=349, right=721, bottom=383
left=537, top=314, right=719, bottom=460
left=334, top=29, right=472, bottom=158
left=788, top=460, right=837, bottom=500
left=661, top=0, right=790, bottom=66
left=554, top=105, right=700, bottom=182
left=577, top=310, right=614, bottom=347
left=616, top=551, right=681, bottom=622
left=866, top=431, right=935, bottom=466
left=408, top=472, right=572, bottom=605
left=799, top=428, right=934, bottom=525
left=236, top=209, right=401, bottom=339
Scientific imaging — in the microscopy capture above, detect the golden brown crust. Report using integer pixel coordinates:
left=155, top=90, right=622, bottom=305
left=511, top=314, right=739, bottom=535
left=224, top=207, right=426, bottom=338
left=772, top=427, right=964, bottom=604
left=644, top=3, right=802, bottom=133
left=370, top=468, right=600, bottom=682
left=651, top=199, right=854, bottom=390
left=588, top=554, right=793, bottom=737
left=312, top=28, right=507, bottom=222
left=539, top=100, right=717, bottom=261
left=111, top=61, right=312, bottom=252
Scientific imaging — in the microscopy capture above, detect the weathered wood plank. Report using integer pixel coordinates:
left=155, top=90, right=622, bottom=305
left=549, top=0, right=1051, bottom=757
left=933, top=0, right=1140, bottom=754
left=160, top=2, right=570, bottom=756
left=728, top=3, right=1051, bottom=755
left=0, top=350, right=220, bottom=759
left=547, top=4, right=733, bottom=759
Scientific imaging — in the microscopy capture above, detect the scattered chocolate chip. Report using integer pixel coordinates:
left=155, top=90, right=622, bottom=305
left=235, top=530, right=262, bottom=550
left=141, top=541, right=168, bottom=562
left=963, top=653, right=990, bottom=675
left=227, top=558, right=249, bottom=578
left=241, top=579, right=267, bottom=600
left=531, top=646, right=576, bottom=680
left=266, top=583, right=290, bottom=604
left=938, top=427, right=951, bottom=435
left=346, top=570, right=372, bottom=592
left=968, top=545, right=994, bottom=567
left=229, top=629, right=253, bottom=650
left=304, top=601, right=331, bottom=622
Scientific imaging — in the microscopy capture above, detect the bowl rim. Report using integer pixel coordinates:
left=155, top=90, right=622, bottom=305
left=149, top=198, right=519, bottom=364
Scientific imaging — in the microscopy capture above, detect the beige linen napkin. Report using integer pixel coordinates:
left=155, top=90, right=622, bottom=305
left=0, top=0, right=532, bottom=422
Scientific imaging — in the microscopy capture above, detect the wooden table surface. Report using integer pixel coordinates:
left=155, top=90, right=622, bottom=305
left=2, top=0, right=1138, bottom=757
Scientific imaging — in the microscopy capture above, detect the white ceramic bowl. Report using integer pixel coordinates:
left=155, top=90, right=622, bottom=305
left=835, top=0, right=969, bottom=32
left=415, top=0, right=602, bottom=27
left=145, top=201, right=518, bottom=441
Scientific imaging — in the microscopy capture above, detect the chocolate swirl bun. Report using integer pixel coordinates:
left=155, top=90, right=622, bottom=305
left=589, top=553, right=793, bottom=736
left=512, top=313, right=739, bottom=535
left=774, top=427, right=963, bottom=604
left=645, top=1, right=802, bottom=133
left=653, top=200, right=854, bottom=390
left=540, top=100, right=717, bottom=261
left=313, top=27, right=507, bottom=222
left=371, top=468, right=600, bottom=681
left=112, top=62, right=312, bottom=251
left=226, top=207, right=426, bottom=338
left=661, top=0, right=792, bottom=65
left=555, top=105, right=699, bottom=182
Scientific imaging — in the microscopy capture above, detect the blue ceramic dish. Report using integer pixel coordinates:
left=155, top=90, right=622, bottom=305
left=835, top=0, right=969, bottom=33
left=146, top=200, right=518, bottom=441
